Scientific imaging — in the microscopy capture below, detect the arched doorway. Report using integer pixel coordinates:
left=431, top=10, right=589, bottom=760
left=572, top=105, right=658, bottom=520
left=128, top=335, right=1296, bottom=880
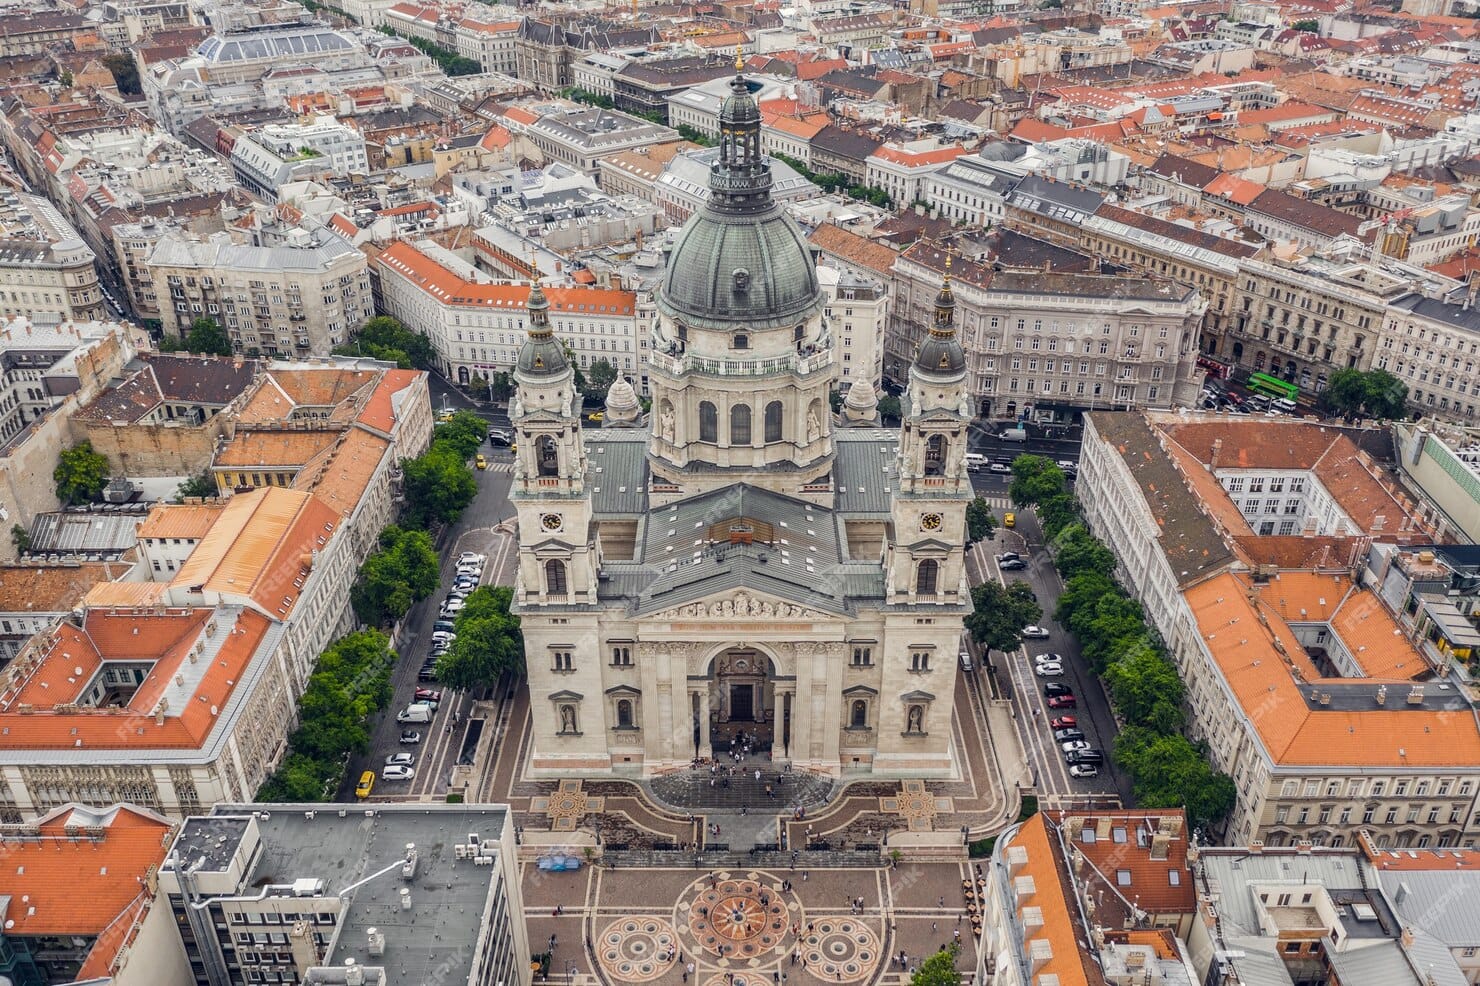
left=709, top=648, right=776, bottom=755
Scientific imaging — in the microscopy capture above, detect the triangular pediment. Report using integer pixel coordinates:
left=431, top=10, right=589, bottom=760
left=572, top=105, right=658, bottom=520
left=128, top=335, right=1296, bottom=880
left=649, top=588, right=835, bottom=622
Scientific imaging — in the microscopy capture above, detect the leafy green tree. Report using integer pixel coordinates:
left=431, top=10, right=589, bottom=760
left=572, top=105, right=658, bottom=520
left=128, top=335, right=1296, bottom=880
left=1078, top=592, right=1148, bottom=673
left=157, top=334, right=185, bottom=353
left=437, top=586, right=525, bottom=690
left=1115, top=728, right=1236, bottom=829
left=344, top=316, right=434, bottom=369
left=184, top=317, right=233, bottom=356
left=173, top=473, right=217, bottom=502
left=1292, top=18, right=1319, bottom=30
left=965, top=580, right=1042, bottom=655
left=401, top=446, right=477, bottom=529
left=585, top=359, right=618, bottom=403
left=433, top=410, right=488, bottom=461
left=256, top=753, right=337, bottom=802
left=103, top=53, right=141, bottom=94
left=1009, top=455, right=1067, bottom=508
left=10, top=524, right=29, bottom=554
left=1055, top=571, right=1119, bottom=626
left=877, top=395, right=902, bottom=422
left=351, top=526, right=440, bottom=626
left=1037, top=492, right=1079, bottom=541
left=1318, top=368, right=1408, bottom=421
left=909, top=947, right=961, bottom=986
left=489, top=371, right=514, bottom=402
left=54, top=441, right=110, bottom=504
left=1052, top=524, right=1116, bottom=580
left=1103, top=641, right=1185, bottom=733
left=965, top=497, right=996, bottom=544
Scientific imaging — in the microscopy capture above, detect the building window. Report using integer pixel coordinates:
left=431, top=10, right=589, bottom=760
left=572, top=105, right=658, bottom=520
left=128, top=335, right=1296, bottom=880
left=611, top=646, right=632, bottom=666
left=910, top=651, right=930, bottom=672
left=545, top=560, right=568, bottom=595
left=699, top=401, right=717, bottom=442
left=730, top=404, right=751, bottom=445
left=850, top=699, right=869, bottom=729
left=915, top=560, right=938, bottom=595
left=553, top=651, right=573, bottom=671
left=616, top=699, right=634, bottom=728
left=765, top=401, right=783, bottom=442
left=852, top=646, right=872, bottom=666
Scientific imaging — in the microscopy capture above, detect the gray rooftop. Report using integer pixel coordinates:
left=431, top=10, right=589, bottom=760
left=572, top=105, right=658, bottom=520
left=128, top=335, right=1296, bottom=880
left=1390, top=291, right=1480, bottom=334
left=185, top=804, right=512, bottom=986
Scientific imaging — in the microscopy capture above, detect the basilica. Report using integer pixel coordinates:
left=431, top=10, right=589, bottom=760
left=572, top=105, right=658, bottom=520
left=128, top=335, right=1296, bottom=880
left=509, top=62, right=973, bottom=778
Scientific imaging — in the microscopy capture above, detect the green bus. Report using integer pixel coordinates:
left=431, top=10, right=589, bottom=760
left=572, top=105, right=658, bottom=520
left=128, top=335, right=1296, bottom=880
left=1248, top=372, right=1299, bottom=401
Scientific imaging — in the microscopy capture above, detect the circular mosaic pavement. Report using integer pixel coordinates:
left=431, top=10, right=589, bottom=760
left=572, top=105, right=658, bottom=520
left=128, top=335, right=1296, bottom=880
left=679, top=874, right=796, bottom=963
left=597, top=916, right=679, bottom=982
left=800, top=918, right=879, bottom=983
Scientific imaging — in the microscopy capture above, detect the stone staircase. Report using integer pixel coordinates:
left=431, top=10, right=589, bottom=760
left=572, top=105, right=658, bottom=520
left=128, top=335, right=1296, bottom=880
left=601, top=847, right=884, bottom=869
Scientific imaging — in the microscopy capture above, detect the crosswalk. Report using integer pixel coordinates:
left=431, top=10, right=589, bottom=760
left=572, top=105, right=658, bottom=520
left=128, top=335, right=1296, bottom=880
left=975, top=495, right=1012, bottom=511
left=482, top=462, right=515, bottom=474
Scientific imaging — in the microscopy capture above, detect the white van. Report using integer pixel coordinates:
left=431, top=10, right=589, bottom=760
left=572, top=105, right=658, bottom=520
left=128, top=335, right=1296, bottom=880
left=1271, top=397, right=1298, bottom=414
left=964, top=453, right=987, bottom=472
left=396, top=703, right=434, bottom=724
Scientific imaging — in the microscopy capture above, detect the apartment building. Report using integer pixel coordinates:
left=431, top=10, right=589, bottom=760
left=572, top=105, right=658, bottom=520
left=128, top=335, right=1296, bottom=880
left=1393, top=420, right=1480, bottom=543
left=1078, top=411, right=1479, bottom=849
left=457, top=17, right=520, bottom=75
left=981, top=809, right=1198, bottom=986
left=229, top=117, right=369, bottom=200
left=818, top=263, right=885, bottom=391
left=1380, top=290, right=1480, bottom=424
left=523, top=105, right=678, bottom=175
left=374, top=239, right=640, bottom=384
left=0, top=192, right=106, bottom=323
left=888, top=242, right=1205, bottom=419
left=864, top=141, right=967, bottom=207
left=0, top=563, right=128, bottom=664
left=159, top=804, right=530, bottom=986
left=146, top=220, right=371, bottom=357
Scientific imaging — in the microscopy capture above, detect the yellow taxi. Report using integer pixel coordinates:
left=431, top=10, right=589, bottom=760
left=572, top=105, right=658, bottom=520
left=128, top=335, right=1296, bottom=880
left=437, top=409, right=455, bottom=422
left=587, top=411, right=604, bottom=422
left=474, top=454, right=488, bottom=470
left=1003, top=512, right=1016, bottom=528
left=355, top=770, right=375, bottom=799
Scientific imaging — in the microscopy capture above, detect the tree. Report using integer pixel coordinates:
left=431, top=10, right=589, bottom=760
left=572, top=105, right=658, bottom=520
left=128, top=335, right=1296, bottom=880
left=351, top=526, right=440, bottom=626
left=54, top=441, right=109, bottom=505
left=1055, top=571, right=1118, bottom=627
left=965, top=580, right=1042, bottom=655
left=401, top=447, right=477, bottom=529
left=1052, top=524, right=1116, bottom=580
left=1102, top=641, right=1185, bottom=733
left=910, top=948, right=961, bottom=986
left=103, top=53, right=141, bottom=95
left=488, top=371, right=514, bottom=402
left=433, top=410, right=488, bottom=461
left=184, top=317, right=233, bottom=357
left=343, top=316, right=434, bottom=369
left=1037, top=492, right=1079, bottom=542
left=1009, top=456, right=1067, bottom=508
left=157, top=334, right=185, bottom=353
left=174, top=473, right=217, bottom=502
left=437, top=586, right=525, bottom=690
left=1318, top=368, right=1409, bottom=421
left=10, top=524, right=29, bottom=554
left=965, top=497, right=996, bottom=544
left=877, top=395, right=902, bottom=422
left=1114, top=728, right=1237, bottom=829
left=585, top=359, right=618, bottom=403
left=1292, top=18, right=1319, bottom=30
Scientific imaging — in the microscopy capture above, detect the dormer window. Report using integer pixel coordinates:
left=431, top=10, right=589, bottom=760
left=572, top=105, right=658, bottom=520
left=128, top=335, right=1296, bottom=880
left=734, top=334, right=748, bottom=350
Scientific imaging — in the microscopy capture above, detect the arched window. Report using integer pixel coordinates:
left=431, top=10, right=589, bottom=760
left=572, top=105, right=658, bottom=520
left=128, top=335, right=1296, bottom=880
left=699, top=401, right=718, bottom=443
left=765, top=401, right=783, bottom=442
left=616, top=699, right=634, bottom=728
left=916, top=559, right=939, bottom=595
left=850, top=700, right=868, bottom=729
left=536, top=434, right=558, bottom=477
left=730, top=404, right=751, bottom=445
left=925, top=434, right=946, bottom=475
left=544, top=559, right=568, bottom=595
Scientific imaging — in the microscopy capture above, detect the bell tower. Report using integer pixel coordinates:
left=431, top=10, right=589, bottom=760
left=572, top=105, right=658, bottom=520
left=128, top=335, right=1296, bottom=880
left=511, top=278, right=596, bottom=606
left=888, top=253, right=972, bottom=605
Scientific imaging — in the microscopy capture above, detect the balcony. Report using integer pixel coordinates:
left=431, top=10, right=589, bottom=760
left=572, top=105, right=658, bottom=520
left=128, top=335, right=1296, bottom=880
left=649, top=347, right=832, bottom=378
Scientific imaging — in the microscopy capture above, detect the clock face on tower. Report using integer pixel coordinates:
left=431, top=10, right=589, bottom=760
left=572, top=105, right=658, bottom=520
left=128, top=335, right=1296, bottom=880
left=920, top=512, right=944, bottom=533
left=541, top=513, right=563, bottom=532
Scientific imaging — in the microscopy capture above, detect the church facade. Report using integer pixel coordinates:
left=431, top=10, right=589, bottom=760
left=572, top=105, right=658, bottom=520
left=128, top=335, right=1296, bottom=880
left=509, top=64, right=973, bottom=779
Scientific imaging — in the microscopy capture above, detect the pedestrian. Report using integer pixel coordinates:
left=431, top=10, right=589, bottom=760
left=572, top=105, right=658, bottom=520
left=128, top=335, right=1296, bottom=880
left=755, top=768, right=762, bottom=782
left=772, top=971, right=780, bottom=984
left=682, top=970, right=688, bottom=983
left=939, top=896, right=945, bottom=908
left=953, top=929, right=961, bottom=944
left=932, top=921, right=937, bottom=933
left=802, top=871, right=809, bottom=881
left=687, top=964, right=695, bottom=980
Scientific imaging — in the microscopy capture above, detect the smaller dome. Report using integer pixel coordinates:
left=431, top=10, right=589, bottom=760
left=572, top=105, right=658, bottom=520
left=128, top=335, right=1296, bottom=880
left=603, top=377, right=642, bottom=426
left=514, top=281, right=568, bottom=378
left=844, top=377, right=877, bottom=412
left=915, top=334, right=967, bottom=376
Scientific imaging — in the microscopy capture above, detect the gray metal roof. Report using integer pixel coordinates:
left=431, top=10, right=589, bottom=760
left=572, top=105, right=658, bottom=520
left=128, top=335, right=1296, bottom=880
left=833, top=429, right=897, bottom=516
left=585, top=430, right=650, bottom=515
left=1379, top=867, right=1480, bottom=948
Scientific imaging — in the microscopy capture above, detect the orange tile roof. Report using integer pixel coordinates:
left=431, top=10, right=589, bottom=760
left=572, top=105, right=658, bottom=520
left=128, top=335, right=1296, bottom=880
left=0, top=803, right=173, bottom=940
left=1049, top=809, right=1196, bottom=916
left=1237, top=102, right=1338, bottom=126
left=138, top=504, right=226, bottom=540
left=869, top=144, right=967, bottom=167
left=765, top=114, right=828, bottom=139
left=1186, top=572, right=1480, bottom=767
left=82, top=581, right=170, bottom=609
left=807, top=222, right=898, bottom=276
left=356, top=368, right=421, bottom=436
left=375, top=241, right=636, bottom=314
left=171, top=487, right=339, bottom=621
left=294, top=427, right=391, bottom=519
left=1011, top=813, right=1094, bottom=986
left=503, top=105, right=540, bottom=126
left=214, top=430, right=340, bottom=469
left=0, top=606, right=272, bottom=750
left=0, top=562, right=127, bottom=613
left=1204, top=172, right=1266, bottom=206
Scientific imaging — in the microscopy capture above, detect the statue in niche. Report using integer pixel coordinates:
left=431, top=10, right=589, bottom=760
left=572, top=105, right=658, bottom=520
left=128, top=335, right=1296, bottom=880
left=907, top=706, right=924, bottom=733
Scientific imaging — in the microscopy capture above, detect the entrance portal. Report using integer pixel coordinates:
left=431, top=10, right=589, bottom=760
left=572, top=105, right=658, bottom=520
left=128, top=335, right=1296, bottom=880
left=710, top=649, right=774, bottom=754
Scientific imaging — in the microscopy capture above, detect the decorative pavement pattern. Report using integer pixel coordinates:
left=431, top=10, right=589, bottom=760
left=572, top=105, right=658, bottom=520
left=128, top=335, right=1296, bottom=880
left=879, top=780, right=953, bottom=832
left=679, top=873, right=797, bottom=966
left=799, top=918, right=880, bottom=983
left=531, top=778, right=606, bottom=832
left=597, top=916, right=680, bottom=982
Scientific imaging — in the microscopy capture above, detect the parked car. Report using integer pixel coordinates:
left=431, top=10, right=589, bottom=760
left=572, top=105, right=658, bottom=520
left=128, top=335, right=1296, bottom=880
left=417, top=666, right=439, bottom=682
left=431, top=631, right=456, bottom=644
left=385, top=752, right=415, bottom=767
left=1034, top=661, right=1064, bottom=677
left=1047, top=694, right=1077, bottom=709
left=1067, top=750, right=1104, bottom=766
left=1022, top=625, right=1050, bottom=639
left=1068, top=764, right=1099, bottom=779
left=958, top=651, right=974, bottom=672
left=999, top=552, right=1021, bottom=562
left=1043, top=682, right=1072, bottom=697
left=458, top=552, right=486, bottom=567
left=441, top=598, right=465, bottom=616
left=1033, top=653, right=1061, bottom=665
left=1056, top=460, right=1078, bottom=473
left=1053, top=728, right=1086, bottom=743
left=1050, top=716, right=1077, bottom=731
left=988, top=462, right=1012, bottom=474
left=1061, top=740, right=1091, bottom=755
left=396, top=704, right=434, bottom=724
left=964, top=453, right=987, bottom=472
left=433, top=620, right=455, bottom=634
left=381, top=765, right=415, bottom=781
left=488, top=429, right=512, bottom=447
left=400, top=730, right=422, bottom=745
left=355, top=771, right=374, bottom=798
left=414, top=688, right=443, bottom=703
left=1000, top=558, right=1027, bottom=571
